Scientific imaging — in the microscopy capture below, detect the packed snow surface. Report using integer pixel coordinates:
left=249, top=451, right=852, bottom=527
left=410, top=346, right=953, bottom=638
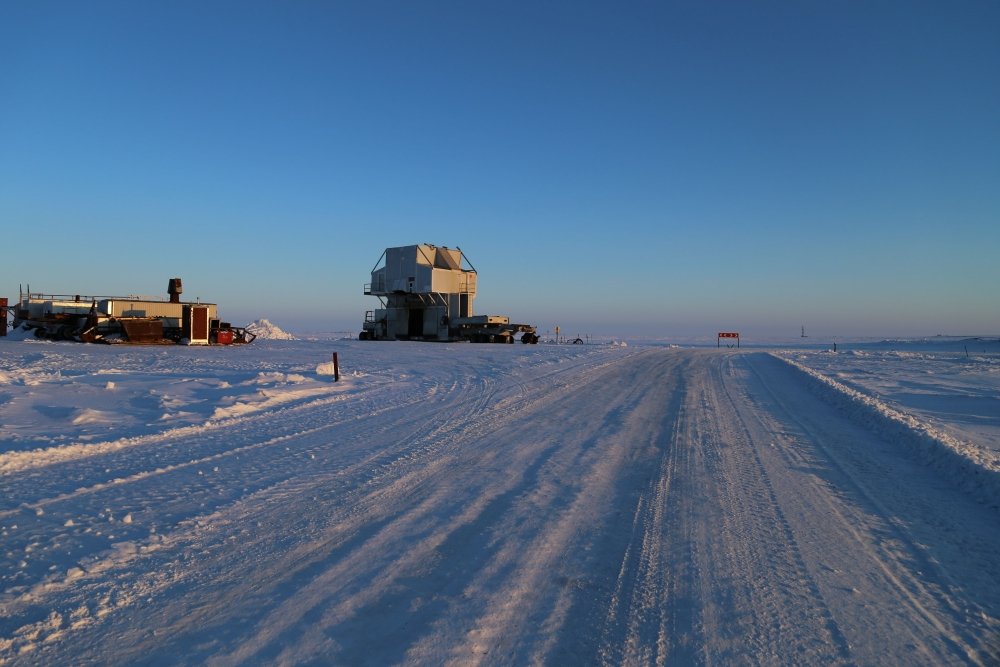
left=1, top=336, right=998, bottom=665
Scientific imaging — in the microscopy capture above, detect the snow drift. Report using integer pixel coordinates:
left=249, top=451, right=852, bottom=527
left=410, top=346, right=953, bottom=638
left=773, top=352, right=1000, bottom=510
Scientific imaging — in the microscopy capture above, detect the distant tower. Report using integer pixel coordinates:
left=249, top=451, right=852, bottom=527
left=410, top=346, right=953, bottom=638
left=801, top=326, right=807, bottom=338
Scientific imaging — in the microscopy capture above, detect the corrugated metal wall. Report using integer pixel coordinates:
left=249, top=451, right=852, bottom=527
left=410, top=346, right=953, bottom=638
left=102, top=300, right=218, bottom=325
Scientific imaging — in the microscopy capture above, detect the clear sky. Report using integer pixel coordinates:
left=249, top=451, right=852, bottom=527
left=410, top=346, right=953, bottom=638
left=2, top=1, right=998, bottom=339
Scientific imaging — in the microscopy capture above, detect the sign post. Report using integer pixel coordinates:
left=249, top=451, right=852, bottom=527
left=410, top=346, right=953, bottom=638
left=718, top=332, right=740, bottom=348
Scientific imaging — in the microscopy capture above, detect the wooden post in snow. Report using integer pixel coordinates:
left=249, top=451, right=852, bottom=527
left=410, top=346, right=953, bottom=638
left=333, top=352, right=340, bottom=382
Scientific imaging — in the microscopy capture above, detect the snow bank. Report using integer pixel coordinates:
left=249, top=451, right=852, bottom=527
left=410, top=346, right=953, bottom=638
left=773, top=353, right=1000, bottom=510
left=3, top=325, right=42, bottom=341
left=245, top=319, right=296, bottom=340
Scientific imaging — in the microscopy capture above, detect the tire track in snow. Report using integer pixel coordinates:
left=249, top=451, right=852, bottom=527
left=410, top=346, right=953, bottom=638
left=701, top=355, right=852, bottom=664
left=596, top=355, right=693, bottom=667
left=0, top=349, right=547, bottom=577
left=432, top=351, right=689, bottom=666
left=0, top=375, right=472, bottom=599
left=6, top=347, right=997, bottom=665
left=2, top=360, right=491, bottom=572
left=739, top=352, right=1000, bottom=666
left=213, top=351, right=642, bottom=666
left=136, top=350, right=647, bottom=666
left=597, top=352, right=850, bottom=665
left=0, top=360, right=483, bottom=646
left=0, top=347, right=629, bottom=664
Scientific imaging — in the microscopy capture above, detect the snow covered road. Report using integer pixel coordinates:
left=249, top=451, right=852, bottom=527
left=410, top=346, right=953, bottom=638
left=1, top=342, right=998, bottom=665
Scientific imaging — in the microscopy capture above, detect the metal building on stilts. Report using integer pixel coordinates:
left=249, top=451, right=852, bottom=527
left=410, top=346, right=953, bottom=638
left=360, top=244, right=537, bottom=343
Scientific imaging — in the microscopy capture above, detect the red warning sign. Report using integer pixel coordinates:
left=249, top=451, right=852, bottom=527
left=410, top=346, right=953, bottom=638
left=717, top=331, right=741, bottom=348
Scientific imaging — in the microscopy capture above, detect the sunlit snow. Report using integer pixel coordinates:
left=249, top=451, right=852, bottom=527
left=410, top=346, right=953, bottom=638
left=1, top=334, right=998, bottom=665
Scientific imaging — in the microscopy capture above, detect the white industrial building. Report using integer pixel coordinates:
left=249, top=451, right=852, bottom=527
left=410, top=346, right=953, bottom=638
left=362, top=244, right=536, bottom=343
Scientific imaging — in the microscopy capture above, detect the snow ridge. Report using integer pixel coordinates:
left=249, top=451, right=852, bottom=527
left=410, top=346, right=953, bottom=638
left=772, top=353, right=1000, bottom=510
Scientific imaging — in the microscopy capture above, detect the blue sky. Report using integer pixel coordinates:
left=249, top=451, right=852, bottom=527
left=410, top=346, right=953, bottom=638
left=2, top=2, right=998, bottom=339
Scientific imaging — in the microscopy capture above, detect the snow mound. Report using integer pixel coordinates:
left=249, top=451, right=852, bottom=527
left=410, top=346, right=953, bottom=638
left=72, top=409, right=116, bottom=425
left=245, top=319, right=296, bottom=340
left=3, top=325, right=41, bottom=341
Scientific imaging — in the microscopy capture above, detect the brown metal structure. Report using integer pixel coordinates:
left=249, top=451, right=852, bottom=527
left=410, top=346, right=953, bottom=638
left=168, top=278, right=183, bottom=304
left=10, top=279, right=254, bottom=345
left=120, top=319, right=167, bottom=344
